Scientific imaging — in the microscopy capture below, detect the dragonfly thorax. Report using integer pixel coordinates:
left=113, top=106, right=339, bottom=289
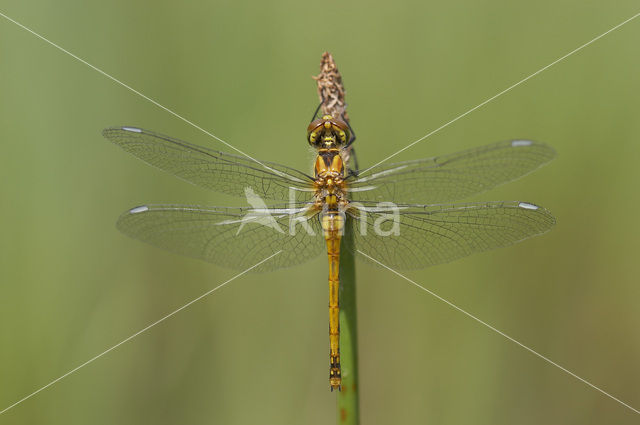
left=314, top=149, right=344, bottom=178
left=313, top=148, right=349, bottom=212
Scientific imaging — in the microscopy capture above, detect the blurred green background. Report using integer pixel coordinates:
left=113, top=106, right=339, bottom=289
left=1, top=1, right=639, bottom=424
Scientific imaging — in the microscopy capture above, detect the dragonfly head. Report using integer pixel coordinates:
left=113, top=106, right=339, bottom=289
left=307, top=114, right=350, bottom=149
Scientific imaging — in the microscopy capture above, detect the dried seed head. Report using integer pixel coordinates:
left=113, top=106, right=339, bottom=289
left=313, top=52, right=348, bottom=122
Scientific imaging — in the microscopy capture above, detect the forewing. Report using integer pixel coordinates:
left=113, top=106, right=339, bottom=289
left=349, top=140, right=555, bottom=204
left=345, top=201, right=555, bottom=269
left=103, top=127, right=315, bottom=201
left=116, top=204, right=325, bottom=272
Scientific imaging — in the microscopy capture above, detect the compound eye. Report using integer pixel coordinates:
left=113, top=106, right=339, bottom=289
left=307, top=118, right=324, bottom=133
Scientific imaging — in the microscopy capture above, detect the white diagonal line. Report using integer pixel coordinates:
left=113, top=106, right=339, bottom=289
left=357, top=250, right=640, bottom=415
left=361, top=11, right=640, bottom=174
left=0, top=250, right=281, bottom=416
left=3, top=5, right=638, bottom=415
left=0, top=11, right=290, bottom=179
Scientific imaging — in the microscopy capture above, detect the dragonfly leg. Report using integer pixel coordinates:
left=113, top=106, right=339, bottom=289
left=346, top=147, right=360, bottom=177
left=310, top=97, right=325, bottom=122
left=344, top=116, right=356, bottom=146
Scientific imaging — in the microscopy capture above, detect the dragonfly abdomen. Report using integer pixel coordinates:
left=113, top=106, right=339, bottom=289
left=323, top=211, right=344, bottom=391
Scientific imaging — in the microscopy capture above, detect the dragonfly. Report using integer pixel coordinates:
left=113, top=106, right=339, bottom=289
left=103, top=114, right=555, bottom=391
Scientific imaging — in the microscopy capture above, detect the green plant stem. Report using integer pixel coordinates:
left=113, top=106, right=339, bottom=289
left=337, top=217, right=359, bottom=425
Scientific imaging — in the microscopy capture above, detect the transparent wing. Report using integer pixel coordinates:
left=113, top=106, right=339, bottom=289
left=349, top=140, right=555, bottom=204
left=344, top=201, right=555, bottom=269
left=102, top=127, right=315, bottom=201
left=116, top=203, right=325, bottom=272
